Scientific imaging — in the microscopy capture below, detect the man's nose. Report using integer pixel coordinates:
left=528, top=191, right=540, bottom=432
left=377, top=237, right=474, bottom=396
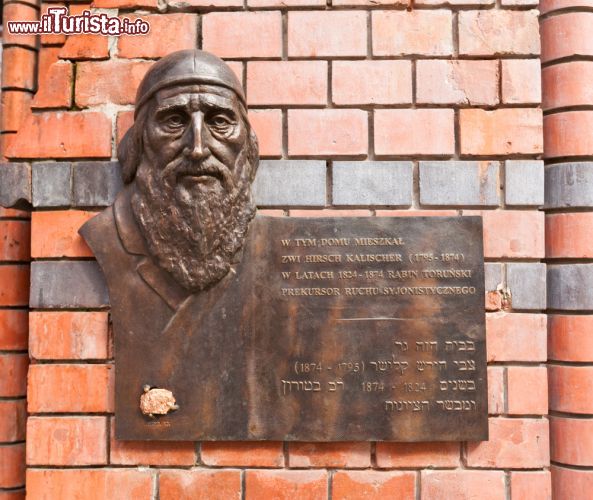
left=183, top=111, right=209, bottom=160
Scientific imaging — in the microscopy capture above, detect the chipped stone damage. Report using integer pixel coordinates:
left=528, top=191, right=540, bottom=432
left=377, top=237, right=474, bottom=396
left=139, top=386, right=179, bottom=417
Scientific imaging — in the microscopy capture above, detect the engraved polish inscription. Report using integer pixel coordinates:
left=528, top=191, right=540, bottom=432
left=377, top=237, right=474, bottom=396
left=251, top=216, right=488, bottom=441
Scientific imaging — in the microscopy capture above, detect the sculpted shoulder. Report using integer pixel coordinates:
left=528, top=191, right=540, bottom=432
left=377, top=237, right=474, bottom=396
left=79, top=206, right=125, bottom=266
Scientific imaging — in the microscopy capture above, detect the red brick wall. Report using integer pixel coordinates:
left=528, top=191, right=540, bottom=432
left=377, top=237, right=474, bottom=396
left=0, top=0, right=563, bottom=498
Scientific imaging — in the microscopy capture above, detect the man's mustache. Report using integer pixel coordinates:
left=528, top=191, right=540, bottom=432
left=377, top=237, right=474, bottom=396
left=160, top=156, right=234, bottom=190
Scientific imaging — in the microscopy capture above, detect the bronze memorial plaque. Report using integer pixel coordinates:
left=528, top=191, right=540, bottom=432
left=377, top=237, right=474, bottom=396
left=90, top=215, right=488, bottom=442
left=80, top=49, right=488, bottom=442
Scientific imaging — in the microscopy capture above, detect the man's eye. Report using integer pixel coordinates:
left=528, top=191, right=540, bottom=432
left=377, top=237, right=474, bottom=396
left=209, top=114, right=233, bottom=130
left=166, top=114, right=185, bottom=127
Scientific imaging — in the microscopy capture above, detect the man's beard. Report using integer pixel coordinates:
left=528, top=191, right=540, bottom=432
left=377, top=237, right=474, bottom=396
left=131, top=150, right=256, bottom=293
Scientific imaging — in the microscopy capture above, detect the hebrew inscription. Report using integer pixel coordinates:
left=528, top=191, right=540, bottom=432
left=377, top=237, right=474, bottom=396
left=115, top=216, right=487, bottom=442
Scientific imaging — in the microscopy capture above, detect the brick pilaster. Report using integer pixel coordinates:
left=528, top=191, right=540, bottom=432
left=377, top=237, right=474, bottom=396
left=0, top=208, right=30, bottom=499
left=541, top=0, right=593, bottom=497
left=1, top=3, right=38, bottom=496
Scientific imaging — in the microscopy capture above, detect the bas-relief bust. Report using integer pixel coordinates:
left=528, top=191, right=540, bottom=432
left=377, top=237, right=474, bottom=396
left=80, top=50, right=262, bottom=437
left=89, top=49, right=259, bottom=295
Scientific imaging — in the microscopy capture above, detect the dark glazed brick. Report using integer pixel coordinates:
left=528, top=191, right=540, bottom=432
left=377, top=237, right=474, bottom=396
left=30, top=261, right=109, bottom=308
left=505, top=160, right=544, bottom=206
left=72, top=162, right=124, bottom=208
left=332, top=161, right=413, bottom=206
left=0, top=163, right=31, bottom=209
left=548, top=264, right=593, bottom=311
left=253, top=160, right=326, bottom=207
left=32, top=162, right=71, bottom=208
left=420, top=161, right=499, bottom=207
left=484, top=263, right=503, bottom=292
left=507, top=263, right=546, bottom=310
left=545, top=162, right=593, bottom=209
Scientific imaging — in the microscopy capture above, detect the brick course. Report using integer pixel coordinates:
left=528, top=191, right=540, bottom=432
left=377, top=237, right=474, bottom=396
left=375, top=109, right=455, bottom=156
left=541, top=12, right=593, bottom=63
left=72, top=162, right=123, bottom=207
left=28, top=364, right=114, bottom=413
left=333, top=162, right=412, bottom=206
left=333, top=60, right=412, bottom=106
left=288, top=12, right=367, bottom=58
left=548, top=265, right=593, bottom=310
left=505, top=160, right=544, bottom=206
left=118, top=15, right=198, bottom=59
left=458, top=10, right=540, bottom=56
left=549, top=315, right=593, bottom=362
left=76, top=61, right=152, bottom=107
left=419, top=161, right=499, bottom=207
left=31, top=63, right=72, bottom=109
left=421, top=470, right=505, bottom=500
left=253, top=161, right=326, bottom=206
left=26, top=469, right=154, bottom=499
left=502, top=59, right=542, bottom=105
left=7, top=112, right=112, bottom=159
left=372, top=11, right=453, bottom=56
left=376, top=442, right=459, bottom=468
left=29, top=311, right=110, bottom=360
left=0, top=309, right=28, bottom=351
left=416, top=60, right=498, bottom=106
left=460, top=109, right=543, bottom=156
left=32, top=162, right=71, bottom=208
left=288, top=109, right=368, bottom=156
left=2, top=91, right=33, bottom=132
left=30, top=261, right=109, bottom=308
left=245, top=470, right=328, bottom=499
left=247, top=61, right=327, bottom=106
left=542, top=61, right=593, bottom=110
left=550, top=417, right=593, bottom=466
left=159, top=469, right=241, bottom=500
left=59, top=34, right=109, bottom=60
left=203, top=12, right=281, bottom=58
left=202, top=442, right=284, bottom=467
left=486, top=313, right=547, bottom=362
left=26, top=417, right=108, bottom=465
left=288, top=442, right=370, bottom=468
left=506, top=263, right=547, bottom=310
left=332, top=471, right=415, bottom=499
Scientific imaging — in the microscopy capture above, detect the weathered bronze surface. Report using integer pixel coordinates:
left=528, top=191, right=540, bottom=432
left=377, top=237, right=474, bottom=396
left=80, top=49, right=487, bottom=442
left=90, top=213, right=487, bottom=441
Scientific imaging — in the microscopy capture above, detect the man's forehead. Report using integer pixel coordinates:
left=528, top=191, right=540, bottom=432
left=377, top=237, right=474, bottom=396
left=154, top=84, right=240, bottom=109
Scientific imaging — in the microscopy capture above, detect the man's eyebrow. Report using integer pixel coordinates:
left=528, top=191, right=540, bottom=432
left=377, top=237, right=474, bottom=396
left=154, top=102, right=189, bottom=114
left=200, top=98, right=236, bottom=115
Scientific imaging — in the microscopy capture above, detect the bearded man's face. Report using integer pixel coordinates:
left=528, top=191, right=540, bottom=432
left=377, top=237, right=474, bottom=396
left=131, top=84, right=258, bottom=292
